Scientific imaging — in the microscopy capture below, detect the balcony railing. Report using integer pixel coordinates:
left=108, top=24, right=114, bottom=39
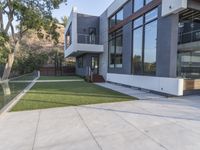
left=78, top=34, right=97, bottom=44
left=179, top=29, right=200, bottom=44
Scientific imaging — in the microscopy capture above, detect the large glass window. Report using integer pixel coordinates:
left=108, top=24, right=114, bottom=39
left=116, top=9, right=124, bottom=24
left=144, top=20, right=157, bottom=75
left=177, top=51, right=200, bottom=79
left=133, top=27, right=143, bottom=74
left=115, top=36, right=123, bottom=68
left=65, top=24, right=72, bottom=49
left=134, top=0, right=144, bottom=12
left=133, top=0, right=153, bottom=12
left=134, top=16, right=143, bottom=28
left=109, top=15, right=116, bottom=28
left=109, top=29, right=123, bottom=68
left=132, top=8, right=158, bottom=76
left=145, top=0, right=152, bottom=5
left=145, top=8, right=158, bottom=23
left=179, top=9, right=200, bottom=44
left=109, top=8, right=124, bottom=28
left=109, top=40, right=115, bottom=68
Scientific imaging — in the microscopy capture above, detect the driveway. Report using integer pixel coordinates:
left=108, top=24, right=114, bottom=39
left=0, top=96, right=200, bottom=150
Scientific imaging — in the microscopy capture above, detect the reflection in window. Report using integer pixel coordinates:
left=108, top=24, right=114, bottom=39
left=109, top=40, right=115, bottom=68
left=116, top=9, right=124, bottom=24
left=145, top=0, right=152, bottom=5
left=134, top=16, right=143, bottom=28
left=66, top=24, right=72, bottom=48
left=177, top=51, right=200, bottom=79
left=109, top=15, right=116, bottom=28
left=109, top=8, right=124, bottom=28
left=132, top=7, right=158, bottom=76
left=145, top=8, right=158, bottom=23
left=109, top=29, right=123, bottom=68
left=179, top=10, right=200, bottom=44
left=89, top=27, right=96, bottom=44
left=144, top=21, right=157, bottom=75
left=133, top=27, right=143, bottom=74
left=115, top=36, right=123, bottom=68
left=134, top=0, right=144, bottom=12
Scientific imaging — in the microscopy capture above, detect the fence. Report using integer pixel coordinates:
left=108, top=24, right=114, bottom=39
left=40, top=66, right=76, bottom=76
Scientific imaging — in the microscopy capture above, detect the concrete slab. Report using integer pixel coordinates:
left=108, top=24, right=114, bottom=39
left=0, top=110, right=40, bottom=150
left=1, top=96, right=200, bottom=150
left=95, top=83, right=164, bottom=100
left=33, top=107, right=100, bottom=150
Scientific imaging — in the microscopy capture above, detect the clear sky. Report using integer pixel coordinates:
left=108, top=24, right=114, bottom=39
left=52, top=0, right=114, bottom=22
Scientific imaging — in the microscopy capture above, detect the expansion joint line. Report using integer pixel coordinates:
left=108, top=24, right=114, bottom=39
left=113, top=111, right=169, bottom=150
left=75, top=108, right=103, bottom=150
left=32, top=110, right=42, bottom=150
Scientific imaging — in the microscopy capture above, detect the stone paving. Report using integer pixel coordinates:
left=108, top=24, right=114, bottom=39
left=0, top=93, right=200, bottom=150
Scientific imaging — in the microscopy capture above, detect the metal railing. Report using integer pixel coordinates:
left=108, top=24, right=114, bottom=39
left=179, top=29, right=200, bottom=44
left=78, top=34, right=96, bottom=44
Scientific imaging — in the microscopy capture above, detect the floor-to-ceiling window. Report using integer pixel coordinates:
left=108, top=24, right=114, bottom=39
left=109, top=8, right=124, bottom=28
left=109, top=28, right=123, bottom=68
left=132, top=8, right=158, bottom=75
left=133, top=17, right=143, bottom=74
left=133, top=0, right=153, bottom=12
left=178, top=9, right=200, bottom=79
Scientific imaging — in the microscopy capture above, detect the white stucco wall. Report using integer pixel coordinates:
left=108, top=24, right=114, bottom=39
left=107, top=73, right=184, bottom=96
left=162, top=0, right=188, bottom=17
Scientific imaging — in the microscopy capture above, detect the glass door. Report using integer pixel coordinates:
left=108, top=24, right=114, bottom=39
left=91, top=56, right=99, bottom=75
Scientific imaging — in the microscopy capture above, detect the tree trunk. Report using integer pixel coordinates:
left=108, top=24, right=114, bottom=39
left=2, top=53, right=15, bottom=80
left=0, top=81, right=11, bottom=96
left=1, top=41, right=20, bottom=96
left=2, top=41, right=20, bottom=80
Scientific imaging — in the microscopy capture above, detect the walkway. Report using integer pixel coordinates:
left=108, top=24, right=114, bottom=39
left=0, top=95, right=200, bottom=150
left=96, top=82, right=165, bottom=100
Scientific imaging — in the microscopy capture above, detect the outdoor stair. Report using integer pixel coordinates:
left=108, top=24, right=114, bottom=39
left=92, top=75, right=105, bottom=83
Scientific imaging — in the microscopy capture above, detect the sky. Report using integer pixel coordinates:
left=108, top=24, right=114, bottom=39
left=52, top=0, right=114, bottom=22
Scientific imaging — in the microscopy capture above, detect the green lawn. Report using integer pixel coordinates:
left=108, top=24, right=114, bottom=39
left=11, top=76, right=136, bottom=111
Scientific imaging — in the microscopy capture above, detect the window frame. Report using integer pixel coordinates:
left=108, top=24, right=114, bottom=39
left=108, top=28, right=123, bottom=69
left=109, top=8, right=124, bottom=28
left=133, top=0, right=154, bottom=13
left=132, top=7, right=158, bottom=76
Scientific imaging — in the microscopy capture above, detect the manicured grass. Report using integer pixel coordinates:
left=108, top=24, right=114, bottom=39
left=38, top=76, right=82, bottom=80
left=11, top=77, right=136, bottom=111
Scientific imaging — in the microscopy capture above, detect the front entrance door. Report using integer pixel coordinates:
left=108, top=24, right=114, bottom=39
left=91, top=56, right=99, bottom=75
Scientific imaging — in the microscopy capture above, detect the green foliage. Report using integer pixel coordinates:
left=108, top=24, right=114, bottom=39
left=0, top=32, right=9, bottom=64
left=13, top=51, right=48, bottom=74
left=11, top=0, right=67, bottom=43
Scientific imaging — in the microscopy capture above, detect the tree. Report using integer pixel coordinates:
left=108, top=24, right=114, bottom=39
left=61, top=16, right=68, bottom=26
left=49, top=48, right=64, bottom=76
left=0, top=0, right=67, bottom=95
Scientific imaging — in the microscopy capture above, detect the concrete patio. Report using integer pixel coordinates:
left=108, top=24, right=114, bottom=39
left=0, top=95, right=200, bottom=150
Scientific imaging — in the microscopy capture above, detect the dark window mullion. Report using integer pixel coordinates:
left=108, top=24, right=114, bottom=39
left=141, top=15, right=145, bottom=74
left=114, top=32, right=117, bottom=68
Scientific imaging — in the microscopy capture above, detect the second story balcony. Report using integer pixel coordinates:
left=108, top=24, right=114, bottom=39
left=64, top=8, right=104, bottom=57
left=178, top=8, right=200, bottom=51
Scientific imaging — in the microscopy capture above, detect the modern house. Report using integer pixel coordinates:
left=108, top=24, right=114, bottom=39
left=64, top=0, right=200, bottom=96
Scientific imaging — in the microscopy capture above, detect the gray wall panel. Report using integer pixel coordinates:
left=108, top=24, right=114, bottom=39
left=157, top=6, right=179, bottom=78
